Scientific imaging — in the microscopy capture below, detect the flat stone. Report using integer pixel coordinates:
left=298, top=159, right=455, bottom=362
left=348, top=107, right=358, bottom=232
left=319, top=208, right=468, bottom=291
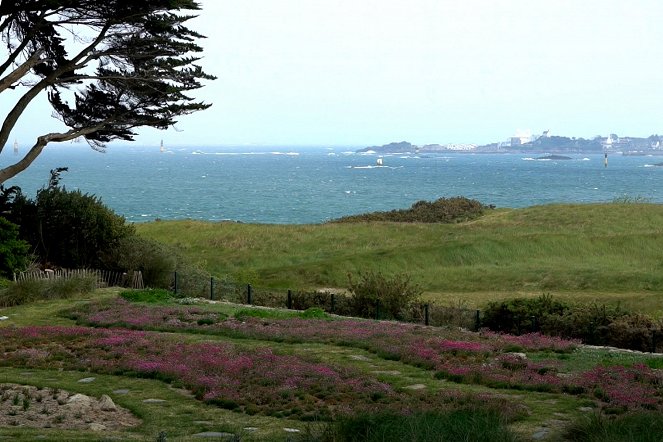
left=89, top=423, right=107, bottom=432
left=283, top=428, right=301, bottom=433
left=0, top=316, right=9, bottom=321
left=371, top=370, right=401, bottom=375
left=142, top=398, right=166, bottom=404
left=113, top=389, right=130, bottom=395
left=194, top=421, right=214, bottom=425
left=404, top=384, right=426, bottom=390
left=243, top=427, right=258, bottom=431
left=77, top=377, right=96, bottom=383
left=19, top=372, right=33, bottom=376
left=349, top=355, right=371, bottom=361
left=579, top=407, right=594, bottom=412
left=192, top=432, right=235, bottom=438
left=532, top=428, right=549, bottom=440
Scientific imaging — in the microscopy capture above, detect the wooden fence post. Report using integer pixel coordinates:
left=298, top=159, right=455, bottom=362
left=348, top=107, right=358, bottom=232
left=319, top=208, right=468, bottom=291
left=247, top=284, right=253, bottom=305
left=331, top=293, right=335, bottom=314
left=210, top=277, right=215, bottom=300
left=287, top=289, right=292, bottom=309
left=475, top=310, right=481, bottom=331
left=424, top=304, right=430, bottom=326
left=173, top=271, right=178, bottom=295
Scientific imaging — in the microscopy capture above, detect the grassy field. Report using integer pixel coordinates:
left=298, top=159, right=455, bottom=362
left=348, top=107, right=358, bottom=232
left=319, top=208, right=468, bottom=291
left=1, top=289, right=662, bottom=441
left=136, top=203, right=663, bottom=315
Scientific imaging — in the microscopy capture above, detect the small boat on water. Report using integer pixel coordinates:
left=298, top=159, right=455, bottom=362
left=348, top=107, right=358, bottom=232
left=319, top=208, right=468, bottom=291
left=13, top=140, right=18, bottom=154
left=376, top=157, right=383, bottom=166
left=160, top=139, right=165, bottom=153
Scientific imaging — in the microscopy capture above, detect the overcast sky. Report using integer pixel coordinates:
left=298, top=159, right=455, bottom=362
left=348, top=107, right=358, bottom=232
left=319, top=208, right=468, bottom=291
left=5, top=0, right=663, bottom=147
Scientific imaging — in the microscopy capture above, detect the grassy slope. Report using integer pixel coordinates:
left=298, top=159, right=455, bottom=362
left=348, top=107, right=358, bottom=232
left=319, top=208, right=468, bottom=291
left=136, top=203, right=663, bottom=314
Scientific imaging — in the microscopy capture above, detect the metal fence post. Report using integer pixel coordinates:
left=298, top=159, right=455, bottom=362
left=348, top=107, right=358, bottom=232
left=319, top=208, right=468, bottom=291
left=247, top=284, right=253, bottom=305
left=424, top=304, right=430, bottom=326
left=287, top=289, right=292, bottom=309
left=210, top=277, right=215, bottom=300
left=652, top=330, right=658, bottom=353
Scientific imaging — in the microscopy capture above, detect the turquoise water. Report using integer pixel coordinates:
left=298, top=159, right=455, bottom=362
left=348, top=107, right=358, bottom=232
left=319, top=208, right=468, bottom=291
left=3, top=145, right=662, bottom=223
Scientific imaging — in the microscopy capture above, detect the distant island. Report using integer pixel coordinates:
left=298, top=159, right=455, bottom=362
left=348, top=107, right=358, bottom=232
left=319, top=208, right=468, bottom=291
left=358, top=132, right=663, bottom=155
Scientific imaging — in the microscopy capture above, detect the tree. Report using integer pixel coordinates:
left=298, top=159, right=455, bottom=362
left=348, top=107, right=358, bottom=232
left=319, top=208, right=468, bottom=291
left=0, top=0, right=215, bottom=183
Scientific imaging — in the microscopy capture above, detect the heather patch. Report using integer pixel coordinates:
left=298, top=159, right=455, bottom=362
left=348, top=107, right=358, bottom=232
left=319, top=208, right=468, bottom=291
left=0, top=326, right=522, bottom=421
left=65, top=298, right=663, bottom=412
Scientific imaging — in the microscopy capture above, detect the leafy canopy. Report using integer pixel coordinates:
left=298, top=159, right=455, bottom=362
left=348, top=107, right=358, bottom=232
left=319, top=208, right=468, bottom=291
left=0, top=0, right=215, bottom=182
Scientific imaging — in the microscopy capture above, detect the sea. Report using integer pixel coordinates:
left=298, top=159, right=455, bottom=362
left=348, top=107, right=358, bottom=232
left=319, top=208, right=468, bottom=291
left=2, top=145, right=662, bottom=224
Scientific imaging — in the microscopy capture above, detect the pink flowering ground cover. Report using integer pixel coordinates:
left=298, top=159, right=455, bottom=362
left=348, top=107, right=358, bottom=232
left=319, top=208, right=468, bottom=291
left=0, top=326, right=404, bottom=419
left=66, top=298, right=663, bottom=412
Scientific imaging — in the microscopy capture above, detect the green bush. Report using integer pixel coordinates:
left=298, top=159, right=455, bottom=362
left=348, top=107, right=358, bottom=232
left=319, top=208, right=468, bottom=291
left=347, top=271, right=422, bottom=320
left=103, top=236, right=177, bottom=288
left=3, top=169, right=134, bottom=269
left=482, top=294, right=570, bottom=334
left=332, top=196, right=488, bottom=223
left=0, top=217, right=30, bottom=278
left=482, top=295, right=662, bottom=352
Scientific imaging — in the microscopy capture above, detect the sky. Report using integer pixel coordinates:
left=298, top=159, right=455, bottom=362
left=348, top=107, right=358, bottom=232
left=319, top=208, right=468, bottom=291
left=4, top=0, right=663, bottom=147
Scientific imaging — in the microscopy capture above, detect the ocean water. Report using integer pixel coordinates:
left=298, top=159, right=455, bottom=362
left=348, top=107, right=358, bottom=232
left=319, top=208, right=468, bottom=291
left=2, top=145, right=662, bottom=224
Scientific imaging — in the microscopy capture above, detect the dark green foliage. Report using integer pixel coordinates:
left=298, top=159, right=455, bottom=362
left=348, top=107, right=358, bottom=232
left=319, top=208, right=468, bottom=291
left=564, top=411, right=663, bottom=442
left=332, top=196, right=488, bottom=223
left=347, top=271, right=422, bottom=320
left=482, top=295, right=663, bottom=352
left=0, top=276, right=96, bottom=307
left=120, top=289, right=172, bottom=304
left=33, top=186, right=134, bottom=268
left=482, top=294, right=570, bottom=334
left=328, top=409, right=520, bottom=442
left=0, top=0, right=215, bottom=183
left=0, top=216, right=29, bottom=277
left=104, top=236, right=177, bottom=288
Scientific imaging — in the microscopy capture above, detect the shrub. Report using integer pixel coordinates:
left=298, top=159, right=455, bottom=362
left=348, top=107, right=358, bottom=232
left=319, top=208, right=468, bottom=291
left=482, top=294, right=570, bottom=334
left=347, top=271, right=422, bottom=320
left=5, top=169, right=134, bottom=269
left=103, top=236, right=177, bottom=288
left=332, top=196, right=488, bottom=223
left=0, top=217, right=30, bottom=278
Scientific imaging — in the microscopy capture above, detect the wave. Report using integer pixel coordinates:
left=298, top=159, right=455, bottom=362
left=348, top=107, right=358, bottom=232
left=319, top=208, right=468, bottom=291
left=191, top=151, right=300, bottom=156
left=347, top=165, right=402, bottom=170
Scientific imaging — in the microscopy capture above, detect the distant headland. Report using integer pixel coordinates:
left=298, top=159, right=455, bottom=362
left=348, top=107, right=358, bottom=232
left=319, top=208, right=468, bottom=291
left=358, top=132, right=663, bottom=155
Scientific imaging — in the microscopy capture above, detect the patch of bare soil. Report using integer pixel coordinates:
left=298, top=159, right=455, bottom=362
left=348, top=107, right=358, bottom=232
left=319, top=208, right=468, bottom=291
left=0, top=383, right=141, bottom=431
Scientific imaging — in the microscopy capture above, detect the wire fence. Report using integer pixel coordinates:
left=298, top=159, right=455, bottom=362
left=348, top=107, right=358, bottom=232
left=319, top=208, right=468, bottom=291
left=171, top=272, right=483, bottom=330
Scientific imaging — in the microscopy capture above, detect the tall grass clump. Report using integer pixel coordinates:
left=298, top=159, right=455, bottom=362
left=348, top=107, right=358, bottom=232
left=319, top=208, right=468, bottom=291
left=0, top=275, right=96, bottom=307
left=328, top=409, right=520, bottom=442
left=564, top=411, right=663, bottom=442
left=332, top=196, right=488, bottom=223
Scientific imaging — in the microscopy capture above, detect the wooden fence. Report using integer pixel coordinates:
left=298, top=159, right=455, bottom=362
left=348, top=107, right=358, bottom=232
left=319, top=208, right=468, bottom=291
left=15, top=269, right=144, bottom=289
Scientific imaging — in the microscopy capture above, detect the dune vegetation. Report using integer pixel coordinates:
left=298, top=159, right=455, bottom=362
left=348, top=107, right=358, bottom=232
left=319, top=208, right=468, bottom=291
left=136, top=203, right=663, bottom=315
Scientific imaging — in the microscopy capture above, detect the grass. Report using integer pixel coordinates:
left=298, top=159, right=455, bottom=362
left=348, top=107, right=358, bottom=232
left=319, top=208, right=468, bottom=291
left=136, top=203, right=663, bottom=314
